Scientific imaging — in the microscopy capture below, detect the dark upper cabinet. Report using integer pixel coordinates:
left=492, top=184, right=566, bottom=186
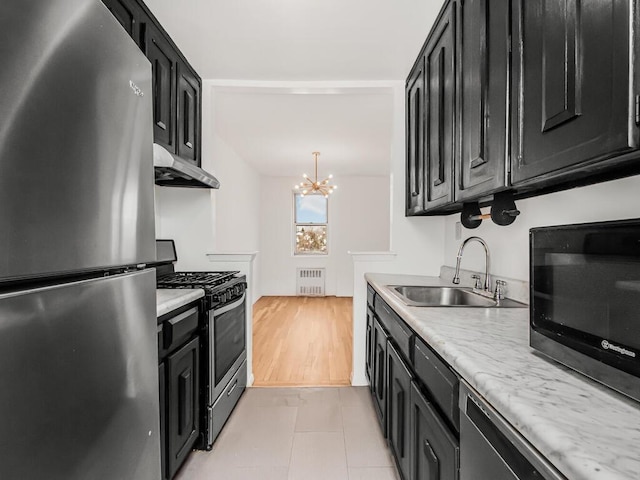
left=388, top=342, right=412, bottom=480
left=424, top=0, right=456, bottom=211
left=177, top=62, right=201, bottom=163
left=101, top=0, right=147, bottom=49
left=148, top=25, right=177, bottom=154
left=410, top=382, right=460, bottom=480
left=407, top=0, right=640, bottom=216
left=456, top=0, right=510, bottom=201
left=406, top=58, right=426, bottom=215
left=510, top=0, right=638, bottom=186
left=102, top=0, right=202, bottom=167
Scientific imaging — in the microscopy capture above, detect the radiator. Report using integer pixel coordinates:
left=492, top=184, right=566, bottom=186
left=296, top=268, right=325, bottom=296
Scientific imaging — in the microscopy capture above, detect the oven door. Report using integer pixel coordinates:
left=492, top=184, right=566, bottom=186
left=208, top=293, right=247, bottom=404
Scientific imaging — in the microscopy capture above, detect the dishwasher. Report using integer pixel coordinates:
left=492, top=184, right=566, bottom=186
left=459, top=381, right=566, bottom=480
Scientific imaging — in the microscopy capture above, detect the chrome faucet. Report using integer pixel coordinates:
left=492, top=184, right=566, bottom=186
left=452, top=236, right=492, bottom=296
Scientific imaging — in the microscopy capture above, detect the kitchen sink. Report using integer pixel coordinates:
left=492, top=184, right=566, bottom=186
left=387, top=285, right=527, bottom=308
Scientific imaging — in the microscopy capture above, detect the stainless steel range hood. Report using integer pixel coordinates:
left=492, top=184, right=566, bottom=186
left=153, top=144, right=220, bottom=189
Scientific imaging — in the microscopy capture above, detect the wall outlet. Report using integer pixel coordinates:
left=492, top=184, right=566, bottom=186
left=455, top=221, right=462, bottom=240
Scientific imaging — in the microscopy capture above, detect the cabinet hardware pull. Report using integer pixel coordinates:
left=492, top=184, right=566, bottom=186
left=397, top=386, right=405, bottom=457
left=424, top=439, right=440, bottom=478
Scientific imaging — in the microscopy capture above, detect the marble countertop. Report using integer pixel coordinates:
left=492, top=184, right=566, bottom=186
left=156, top=289, right=204, bottom=318
left=366, top=273, right=640, bottom=480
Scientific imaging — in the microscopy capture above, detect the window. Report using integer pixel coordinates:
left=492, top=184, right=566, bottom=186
left=294, top=193, right=328, bottom=255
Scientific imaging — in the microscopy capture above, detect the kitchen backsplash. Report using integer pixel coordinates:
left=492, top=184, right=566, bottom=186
left=440, top=266, right=529, bottom=304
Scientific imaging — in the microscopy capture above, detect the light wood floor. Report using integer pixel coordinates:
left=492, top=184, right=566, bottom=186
left=252, top=296, right=353, bottom=387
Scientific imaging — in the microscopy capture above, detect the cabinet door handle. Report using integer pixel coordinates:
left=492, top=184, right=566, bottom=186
left=366, top=325, right=372, bottom=366
left=179, top=367, right=193, bottom=435
left=377, top=348, right=385, bottom=401
left=397, top=386, right=405, bottom=457
left=424, top=439, right=440, bottom=479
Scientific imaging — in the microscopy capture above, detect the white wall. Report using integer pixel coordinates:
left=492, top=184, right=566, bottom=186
left=388, top=85, right=445, bottom=275
left=154, top=186, right=215, bottom=270
left=259, top=175, right=390, bottom=297
left=442, top=175, right=640, bottom=284
left=209, top=136, right=261, bottom=253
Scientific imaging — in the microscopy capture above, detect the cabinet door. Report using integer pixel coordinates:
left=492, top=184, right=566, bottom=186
left=177, top=61, right=201, bottom=165
left=424, top=0, right=456, bottom=210
left=366, top=306, right=375, bottom=383
left=410, top=382, right=459, bottom=480
left=158, top=362, right=167, bottom=480
left=456, top=0, right=509, bottom=201
left=372, top=319, right=388, bottom=435
left=167, top=336, right=200, bottom=479
left=388, top=343, right=412, bottom=480
left=148, top=25, right=177, bottom=153
left=100, top=0, right=148, bottom=51
left=406, top=57, right=426, bottom=215
left=511, top=0, right=636, bottom=185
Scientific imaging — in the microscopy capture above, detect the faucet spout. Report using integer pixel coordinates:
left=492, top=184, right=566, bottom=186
left=452, top=236, right=491, bottom=293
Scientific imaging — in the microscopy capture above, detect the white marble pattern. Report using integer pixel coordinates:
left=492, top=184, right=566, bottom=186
left=156, top=288, right=204, bottom=317
left=366, top=273, right=640, bottom=480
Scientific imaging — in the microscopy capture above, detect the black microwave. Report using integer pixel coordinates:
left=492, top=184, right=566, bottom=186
left=530, top=219, right=640, bottom=402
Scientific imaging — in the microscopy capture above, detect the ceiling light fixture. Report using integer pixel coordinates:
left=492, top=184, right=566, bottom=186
left=294, top=152, right=337, bottom=198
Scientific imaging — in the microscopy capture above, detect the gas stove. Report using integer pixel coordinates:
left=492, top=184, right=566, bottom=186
left=157, top=271, right=238, bottom=289
left=153, top=241, right=247, bottom=310
left=157, top=271, right=246, bottom=310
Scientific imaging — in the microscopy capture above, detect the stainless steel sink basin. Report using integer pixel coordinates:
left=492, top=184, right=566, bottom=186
left=387, top=285, right=527, bottom=308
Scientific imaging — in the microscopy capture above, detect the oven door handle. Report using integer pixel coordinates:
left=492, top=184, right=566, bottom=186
left=214, top=292, right=246, bottom=315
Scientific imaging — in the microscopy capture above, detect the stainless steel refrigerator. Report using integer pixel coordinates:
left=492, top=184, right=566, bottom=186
left=0, top=1, right=160, bottom=478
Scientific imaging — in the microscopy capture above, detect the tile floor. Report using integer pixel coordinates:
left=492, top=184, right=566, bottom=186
left=175, top=387, right=400, bottom=480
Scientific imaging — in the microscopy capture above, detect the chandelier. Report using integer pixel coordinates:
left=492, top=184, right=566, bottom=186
left=294, top=152, right=337, bottom=198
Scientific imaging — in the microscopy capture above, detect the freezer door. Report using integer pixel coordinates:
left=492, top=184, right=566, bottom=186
left=0, top=0, right=155, bottom=281
left=0, top=269, right=161, bottom=480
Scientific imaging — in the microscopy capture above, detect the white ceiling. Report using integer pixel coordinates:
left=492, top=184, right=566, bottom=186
left=213, top=87, right=394, bottom=176
left=144, top=0, right=441, bottom=176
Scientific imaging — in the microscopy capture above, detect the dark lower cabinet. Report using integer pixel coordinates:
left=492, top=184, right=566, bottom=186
left=372, top=318, right=388, bottom=435
left=366, top=305, right=375, bottom=381
left=158, top=362, right=167, bottom=479
left=368, top=284, right=460, bottom=480
left=387, top=342, right=413, bottom=480
left=167, top=336, right=200, bottom=480
left=511, top=0, right=637, bottom=186
left=410, top=382, right=459, bottom=480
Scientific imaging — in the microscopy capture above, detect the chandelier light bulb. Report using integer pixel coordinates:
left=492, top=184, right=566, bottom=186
left=294, top=152, right=337, bottom=197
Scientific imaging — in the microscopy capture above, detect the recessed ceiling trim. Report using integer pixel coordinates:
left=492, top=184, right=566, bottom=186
left=204, top=79, right=402, bottom=96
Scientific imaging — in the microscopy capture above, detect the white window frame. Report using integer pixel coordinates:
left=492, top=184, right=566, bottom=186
left=293, top=192, right=329, bottom=256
